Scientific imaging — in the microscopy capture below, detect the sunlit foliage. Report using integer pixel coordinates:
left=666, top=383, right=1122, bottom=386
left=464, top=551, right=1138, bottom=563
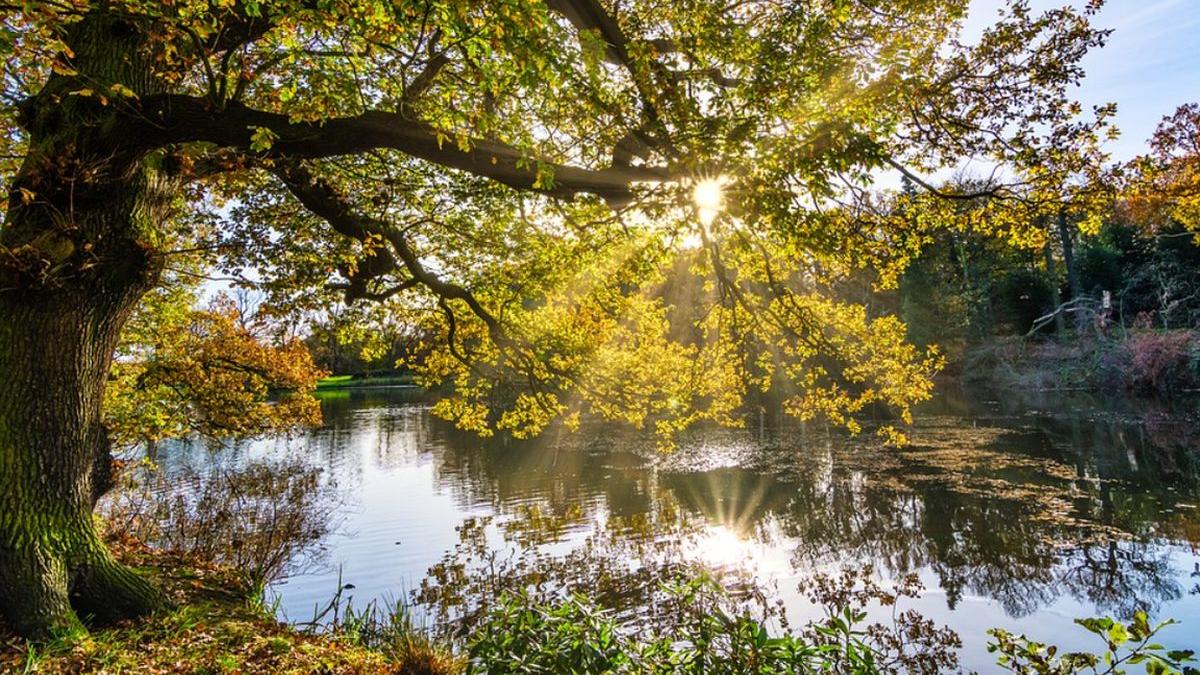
left=1128, top=103, right=1200, bottom=235
left=2, top=0, right=1116, bottom=446
left=105, top=291, right=324, bottom=448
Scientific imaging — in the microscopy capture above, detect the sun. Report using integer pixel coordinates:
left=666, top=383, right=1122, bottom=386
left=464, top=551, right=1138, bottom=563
left=693, top=177, right=726, bottom=226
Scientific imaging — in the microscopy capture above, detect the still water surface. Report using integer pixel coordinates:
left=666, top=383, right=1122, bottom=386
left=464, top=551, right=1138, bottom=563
left=156, top=387, right=1200, bottom=670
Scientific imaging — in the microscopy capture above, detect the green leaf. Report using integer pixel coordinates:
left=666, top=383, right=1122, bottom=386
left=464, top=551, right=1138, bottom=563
left=249, top=126, right=279, bottom=152
left=1109, top=622, right=1130, bottom=646
left=1076, top=617, right=1115, bottom=635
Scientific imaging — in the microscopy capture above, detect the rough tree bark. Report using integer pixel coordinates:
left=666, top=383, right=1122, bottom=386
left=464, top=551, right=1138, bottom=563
left=0, top=11, right=169, bottom=638
left=0, top=285, right=164, bottom=637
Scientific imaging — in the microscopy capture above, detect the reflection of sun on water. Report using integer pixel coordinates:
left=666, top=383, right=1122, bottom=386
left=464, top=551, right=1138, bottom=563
left=664, top=458, right=795, bottom=579
left=688, top=522, right=792, bottom=579
left=693, top=524, right=749, bottom=570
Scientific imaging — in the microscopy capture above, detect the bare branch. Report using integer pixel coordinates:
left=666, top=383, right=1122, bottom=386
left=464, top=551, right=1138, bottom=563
left=882, top=156, right=1012, bottom=201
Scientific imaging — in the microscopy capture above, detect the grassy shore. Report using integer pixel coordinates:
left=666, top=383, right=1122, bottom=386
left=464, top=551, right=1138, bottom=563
left=2, top=535, right=1189, bottom=673
left=0, top=536, right=458, bottom=674
left=315, top=374, right=417, bottom=390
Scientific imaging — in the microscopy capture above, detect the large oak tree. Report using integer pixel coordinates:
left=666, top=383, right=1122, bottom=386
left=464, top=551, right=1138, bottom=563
left=1, top=0, right=1110, bottom=638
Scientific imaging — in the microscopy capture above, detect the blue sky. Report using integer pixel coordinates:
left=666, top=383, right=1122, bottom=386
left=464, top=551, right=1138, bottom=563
left=966, top=0, right=1200, bottom=161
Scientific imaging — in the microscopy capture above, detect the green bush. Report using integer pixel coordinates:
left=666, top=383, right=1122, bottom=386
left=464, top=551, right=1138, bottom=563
left=992, top=269, right=1055, bottom=335
left=464, top=576, right=1195, bottom=675
left=466, top=589, right=884, bottom=674
left=465, top=572, right=960, bottom=674
left=989, top=612, right=1196, bottom=674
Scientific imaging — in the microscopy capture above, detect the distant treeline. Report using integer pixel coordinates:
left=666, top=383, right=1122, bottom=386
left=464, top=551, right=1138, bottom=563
left=892, top=212, right=1200, bottom=394
left=899, top=218, right=1200, bottom=347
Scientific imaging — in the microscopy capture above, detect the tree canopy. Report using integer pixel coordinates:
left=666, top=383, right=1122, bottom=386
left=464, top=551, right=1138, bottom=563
left=1128, top=103, right=1200, bottom=235
left=1, top=0, right=1115, bottom=447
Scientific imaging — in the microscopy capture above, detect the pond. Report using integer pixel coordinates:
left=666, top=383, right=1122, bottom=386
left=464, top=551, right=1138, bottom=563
left=152, top=386, right=1200, bottom=670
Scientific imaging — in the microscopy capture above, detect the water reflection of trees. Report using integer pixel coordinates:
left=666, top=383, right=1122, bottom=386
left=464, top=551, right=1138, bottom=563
left=411, top=495, right=787, bottom=640
left=692, top=424, right=1195, bottom=619
left=189, top=390, right=1200, bottom=626
left=437, top=402, right=1191, bottom=619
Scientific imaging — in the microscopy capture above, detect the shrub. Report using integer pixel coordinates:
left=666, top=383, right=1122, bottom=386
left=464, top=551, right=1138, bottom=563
left=466, top=568, right=962, bottom=674
left=100, top=458, right=338, bottom=589
left=465, top=587, right=1197, bottom=675
left=1122, top=330, right=1200, bottom=394
left=993, top=270, right=1056, bottom=336
left=989, top=612, right=1196, bottom=674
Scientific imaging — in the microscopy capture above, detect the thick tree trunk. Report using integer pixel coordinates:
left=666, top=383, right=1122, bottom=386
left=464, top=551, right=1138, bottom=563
left=0, top=283, right=165, bottom=637
left=0, top=10, right=172, bottom=639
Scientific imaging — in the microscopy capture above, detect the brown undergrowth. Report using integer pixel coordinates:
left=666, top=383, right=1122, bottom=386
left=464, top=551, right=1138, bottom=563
left=960, top=330, right=1200, bottom=394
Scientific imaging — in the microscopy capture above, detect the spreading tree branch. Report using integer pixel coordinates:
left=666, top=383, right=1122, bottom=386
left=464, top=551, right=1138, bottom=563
left=882, top=156, right=1013, bottom=201
left=134, top=96, right=670, bottom=206
left=273, top=162, right=502, bottom=338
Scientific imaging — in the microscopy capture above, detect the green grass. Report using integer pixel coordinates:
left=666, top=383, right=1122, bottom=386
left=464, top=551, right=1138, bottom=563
left=315, top=374, right=417, bottom=390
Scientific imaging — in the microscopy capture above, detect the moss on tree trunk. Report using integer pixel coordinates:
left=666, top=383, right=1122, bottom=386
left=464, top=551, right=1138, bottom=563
left=0, top=9, right=173, bottom=639
left=0, top=290, right=166, bottom=638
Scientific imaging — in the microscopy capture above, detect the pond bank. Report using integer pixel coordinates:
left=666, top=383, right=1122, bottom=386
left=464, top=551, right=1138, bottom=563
left=316, top=374, right=418, bottom=390
left=951, top=330, right=1200, bottom=395
left=2, top=536, right=1192, bottom=673
left=0, top=537, right=458, bottom=674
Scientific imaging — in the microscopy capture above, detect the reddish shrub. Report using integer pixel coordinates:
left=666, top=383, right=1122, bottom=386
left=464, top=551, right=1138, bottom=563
left=1122, top=330, right=1200, bottom=393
